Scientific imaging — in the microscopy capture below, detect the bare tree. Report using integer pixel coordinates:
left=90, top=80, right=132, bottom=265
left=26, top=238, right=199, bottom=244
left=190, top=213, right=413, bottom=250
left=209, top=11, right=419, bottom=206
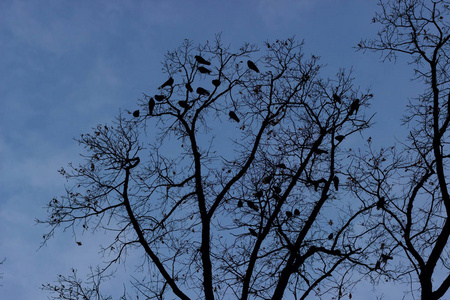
left=40, top=36, right=373, bottom=300
left=352, top=1, right=450, bottom=299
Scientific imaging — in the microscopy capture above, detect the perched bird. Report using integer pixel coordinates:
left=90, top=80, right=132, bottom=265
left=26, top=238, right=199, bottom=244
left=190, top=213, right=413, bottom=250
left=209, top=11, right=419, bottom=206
left=133, top=110, right=140, bottom=117
left=276, top=163, right=287, bottom=169
left=335, top=135, right=345, bottom=142
left=195, top=55, right=211, bottom=65
left=262, top=175, right=273, bottom=184
left=332, top=93, right=341, bottom=103
left=294, top=208, right=300, bottom=216
left=249, top=228, right=258, bottom=237
left=253, top=190, right=264, bottom=198
left=313, top=148, right=328, bottom=155
left=229, top=111, right=240, bottom=122
left=333, top=176, right=339, bottom=191
left=197, top=87, right=210, bottom=96
left=198, top=66, right=212, bottom=74
left=185, top=83, right=193, bottom=93
left=247, top=201, right=259, bottom=211
left=148, top=98, right=155, bottom=115
left=155, top=95, right=166, bottom=102
left=273, top=186, right=282, bottom=194
left=212, top=79, right=221, bottom=87
left=238, top=200, right=243, bottom=208
left=349, top=99, right=360, bottom=115
left=159, top=77, right=174, bottom=89
left=286, top=211, right=293, bottom=218
left=178, top=101, right=189, bottom=109
left=247, top=60, right=260, bottom=73
left=376, top=197, right=386, bottom=210
left=375, top=260, right=381, bottom=270
left=328, top=233, right=334, bottom=240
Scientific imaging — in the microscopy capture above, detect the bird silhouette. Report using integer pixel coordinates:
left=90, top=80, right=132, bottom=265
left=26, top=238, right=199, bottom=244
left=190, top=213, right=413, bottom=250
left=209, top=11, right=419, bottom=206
left=155, top=95, right=166, bottom=102
left=253, top=190, right=263, bottom=198
left=159, top=77, right=174, bottom=89
left=276, top=163, right=287, bottom=169
left=249, top=228, right=258, bottom=237
left=185, top=83, right=193, bottom=93
left=247, top=60, right=260, bottom=73
left=262, top=175, right=272, bottom=184
left=178, top=101, right=189, bottom=109
left=195, top=55, right=211, bottom=65
left=332, top=93, right=341, bottom=103
left=286, top=211, right=293, bottom=218
left=198, top=66, right=212, bottom=74
left=376, top=197, right=386, bottom=210
left=148, top=98, right=155, bottom=115
left=294, top=208, right=300, bottom=216
left=238, top=200, right=243, bottom=208
left=212, top=79, right=221, bottom=87
left=273, top=186, right=282, bottom=194
left=196, top=87, right=210, bottom=96
left=328, top=233, right=334, bottom=240
left=133, top=110, right=140, bottom=117
left=313, top=148, right=328, bottom=155
left=229, top=111, right=240, bottom=122
left=335, top=135, right=345, bottom=142
left=349, top=99, right=360, bottom=115
left=333, top=176, right=339, bottom=191
left=247, top=201, right=259, bottom=211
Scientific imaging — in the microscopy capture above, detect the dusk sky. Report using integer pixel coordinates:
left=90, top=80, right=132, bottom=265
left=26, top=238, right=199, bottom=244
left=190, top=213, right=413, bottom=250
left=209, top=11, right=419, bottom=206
left=0, top=1, right=424, bottom=299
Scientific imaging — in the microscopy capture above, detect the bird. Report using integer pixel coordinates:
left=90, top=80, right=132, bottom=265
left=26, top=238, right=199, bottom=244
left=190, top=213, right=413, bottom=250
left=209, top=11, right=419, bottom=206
left=313, top=148, right=328, bottom=155
left=247, top=60, right=260, bottom=73
left=335, top=135, right=345, bottom=142
left=262, top=175, right=272, bottom=184
left=349, top=99, right=360, bottom=115
left=273, top=186, right=282, bottom=194
left=178, top=101, right=189, bottom=109
left=375, top=260, right=381, bottom=270
left=249, top=228, right=258, bottom=237
left=376, top=197, right=386, bottom=210
left=229, top=111, right=240, bottom=122
left=212, top=79, right=221, bottom=87
left=333, top=176, right=339, bottom=191
left=133, top=110, right=140, bottom=117
left=148, top=98, right=155, bottom=115
left=276, top=163, right=287, bottom=169
left=198, top=66, right=212, bottom=74
left=195, top=55, right=211, bottom=65
left=185, top=83, right=193, bottom=93
left=155, top=95, right=166, bottom=102
left=286, top=211, right=293, bottom=218
left=196, top=87, right=210, bottom=96
left=328, top=233, right=334, bottom=240
left=247, top=201, right=259, bottom=211
left=294, top=208, right=300, bottom=216
left=253, top=190, right=263, bottom=198
left=332, top=93, right=341, bottom=103
left=238, top=200, right=243, bottom=208
left=159, top=77, right=174, bottom=89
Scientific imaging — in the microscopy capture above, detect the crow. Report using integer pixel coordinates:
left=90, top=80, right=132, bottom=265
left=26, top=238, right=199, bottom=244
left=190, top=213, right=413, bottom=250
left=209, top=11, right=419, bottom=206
left=185, top=83, right=193, bottom=93
left=294, top=208, right=300, bottom=216
left=212, top=79, right=221, bottom=87
left=333, top=176, right=339, bottom=191
left=197, top=87, right=210, bottom=96
left=237, top=200, right=243, bottom=208
left=198, top=66, right=212, bottom=74
left=262, top=175, right=272, bottom=184
left=276, top=163, right=287, bottom=169
left=286, top=211, right=293, bottom=218
left=148, top=98, right=155, bottom=115
left=335, top=135, right=345, bottom=142
left=249, top=228, right=258, bottom=237
left=349, top=99, right=360, bottom=115
left=155, top=95, right=166, bottom=102
left=313, top=148, right=328, bottom=155
left=332, top=93, right=341, bottom=103
left=195, top=55, right=211, bottom=65
left=253, top=190, right=263, bottom=198
left=247, top=60, right=260, bottom=73
left=159, top=77, right=174, bottom=89
left=133, top=110, right=140, bottom=117
left=229, top=111, right=240, bottom=122
left=328, top=233, right=334, bottom=240
left=273, top=186, right=281, bottom=194
left=178, top=101, right=189, bottom=109
left=376, top=197, right=386, bottom=210
left=247, top=201, right=259, bottom=211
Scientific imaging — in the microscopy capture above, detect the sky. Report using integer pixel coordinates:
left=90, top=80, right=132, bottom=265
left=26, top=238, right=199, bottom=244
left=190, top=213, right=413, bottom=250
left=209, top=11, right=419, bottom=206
left=0, top=0, right=423, bottom=299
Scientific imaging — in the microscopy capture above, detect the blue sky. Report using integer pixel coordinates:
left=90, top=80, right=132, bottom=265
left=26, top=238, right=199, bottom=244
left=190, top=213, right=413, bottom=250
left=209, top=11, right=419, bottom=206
left=0, top=0, right=422, bottom=299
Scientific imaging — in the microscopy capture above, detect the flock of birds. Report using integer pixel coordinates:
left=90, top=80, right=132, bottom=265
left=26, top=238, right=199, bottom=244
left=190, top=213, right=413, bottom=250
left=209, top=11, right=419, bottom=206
left=132, top=55, right=261, bottom=121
